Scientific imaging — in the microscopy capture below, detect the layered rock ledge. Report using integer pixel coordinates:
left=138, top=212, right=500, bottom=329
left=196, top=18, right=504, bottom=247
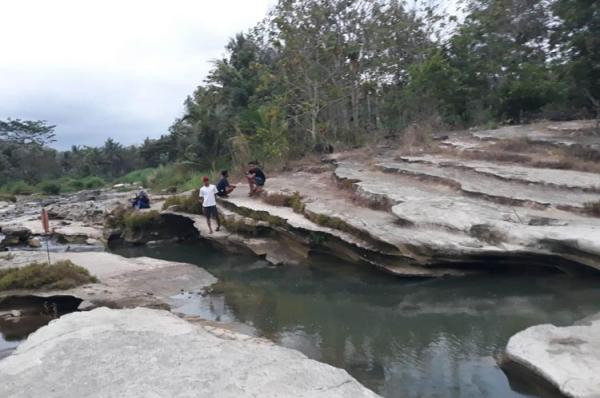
left=0, top=307, right=380, bottom=398
left=504, top=313, right=600, bottom=398
left=0, top=251, right=216, bottom=310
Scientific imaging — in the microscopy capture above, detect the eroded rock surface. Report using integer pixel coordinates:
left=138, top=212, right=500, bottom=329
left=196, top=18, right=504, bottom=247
left=0, top=251, right=217, bottom=310
left=505, top=314, right=600, bottom=398
left=0, top=307, right=380, bottom=398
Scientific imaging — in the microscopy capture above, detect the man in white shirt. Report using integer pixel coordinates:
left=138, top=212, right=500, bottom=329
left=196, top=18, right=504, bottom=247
left=199, top=176, right=221, bottom=234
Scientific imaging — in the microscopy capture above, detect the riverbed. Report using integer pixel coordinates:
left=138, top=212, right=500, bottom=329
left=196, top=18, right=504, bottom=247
left=113, top=242, right=600, bottom=398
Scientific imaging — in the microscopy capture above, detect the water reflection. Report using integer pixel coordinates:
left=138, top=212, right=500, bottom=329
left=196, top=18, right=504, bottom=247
left=115, top=243, right=600, bottom=398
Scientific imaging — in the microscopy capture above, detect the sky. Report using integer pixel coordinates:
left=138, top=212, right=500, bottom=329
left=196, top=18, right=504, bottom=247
left=0, top=0, right=275, bottom=149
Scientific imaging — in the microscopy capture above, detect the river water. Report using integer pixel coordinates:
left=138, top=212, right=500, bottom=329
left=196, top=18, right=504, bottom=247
left=114, top=242, right=600, bottom=398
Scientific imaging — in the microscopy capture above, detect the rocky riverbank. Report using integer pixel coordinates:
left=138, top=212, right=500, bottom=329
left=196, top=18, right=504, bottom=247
left=0, top=307, right=380, bottom=398
left=159, top=120, right=600, bottom=277
left=2, top=120, right=599, bottom=277
left=503, top=313, right=600, bottom=398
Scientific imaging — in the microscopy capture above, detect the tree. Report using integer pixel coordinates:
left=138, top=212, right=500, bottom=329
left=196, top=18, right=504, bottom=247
left=552, top=0, right=600, bottom=119
left=0, top=119, right=56, bottom=146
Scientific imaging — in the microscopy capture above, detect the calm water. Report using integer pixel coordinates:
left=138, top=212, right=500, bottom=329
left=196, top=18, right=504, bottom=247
left=118, top=243, right=599, bottom=397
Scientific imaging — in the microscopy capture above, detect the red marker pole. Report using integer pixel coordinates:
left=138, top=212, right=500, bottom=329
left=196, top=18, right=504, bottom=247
left=41, top=209, right=51, bottom=265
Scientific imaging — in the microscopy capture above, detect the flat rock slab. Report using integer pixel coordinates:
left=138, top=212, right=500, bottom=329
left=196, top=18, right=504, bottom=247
left=380, top=160, right=599, bottom=208
left=472, top=121, right=600, bottom=149
left=0, top=307, right=380, bottom=398
left=0, top=251, right=217, bottom=310
left=399, top=155, right=600, bottom=191
left=505, top=314, right=600, bottom=398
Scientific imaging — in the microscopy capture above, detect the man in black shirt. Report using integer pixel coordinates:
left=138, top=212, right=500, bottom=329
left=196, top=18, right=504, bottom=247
left=216, top=170, right=236, bottom=197
left=246, top=161, right=266, bottom=196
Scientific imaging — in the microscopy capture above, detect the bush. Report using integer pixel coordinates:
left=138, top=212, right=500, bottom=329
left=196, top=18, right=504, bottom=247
left=38, top=181, right=62, bottom=195
left=0, top=260, right=98, bottom=291
left=162, top=190, right=202, bottom=214
left=81, top=176, right=106, bottom=189
left=123, top=210, right=162, bottom=231
left=118, top=168, right=156, bottom=187
left=263, top=191, right=304, bottom=213
left=4, top=180, right=35, bottom=195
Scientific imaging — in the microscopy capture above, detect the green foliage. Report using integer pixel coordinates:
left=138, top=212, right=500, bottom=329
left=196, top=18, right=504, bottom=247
left=123, top=210, right=162, bottom=232
left=147, top=163, right=217, bottom=191
left=263, top=191, right=305, bottom=214
left=2, top=180, right=35, bottom=195
left=38, top=181, right=61, bottom=195
left=118, top=168, right=156, bottom=186
left=162, top=190, right=203, bottom=214
left=0, top=260, right=98, bottom=291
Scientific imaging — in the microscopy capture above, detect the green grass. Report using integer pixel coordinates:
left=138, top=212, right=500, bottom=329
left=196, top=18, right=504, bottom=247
left=117, top=168, right=156, bottom=187
left=1, top=176, right=107, bottom=196
left=1, top=180, right=35, bottom=195
left=162, top=190, right=203, bottom=214
left=123, top=210, right=162, bottom=231
left=0, top=260, right=98, bottom=291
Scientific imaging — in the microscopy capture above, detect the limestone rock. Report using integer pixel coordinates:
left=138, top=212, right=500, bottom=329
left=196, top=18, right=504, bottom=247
left=505, top=315, right=600, bottom=398
left=0, top=308, right=380, bottom=398
left=27, top=237, right=42, bottom=248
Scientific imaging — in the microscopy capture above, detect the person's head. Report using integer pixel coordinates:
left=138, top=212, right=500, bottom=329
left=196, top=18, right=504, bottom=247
left=202, top=176, right=210, bottom=186
left=221, top=170, right=229, bottom=178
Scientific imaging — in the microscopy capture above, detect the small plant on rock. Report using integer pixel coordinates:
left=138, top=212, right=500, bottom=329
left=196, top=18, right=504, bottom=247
left=0, top=260, right=97, bottom=291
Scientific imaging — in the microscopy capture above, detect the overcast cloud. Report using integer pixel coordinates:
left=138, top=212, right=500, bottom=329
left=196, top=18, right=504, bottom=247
left=0, top=0, right=274, bottom=149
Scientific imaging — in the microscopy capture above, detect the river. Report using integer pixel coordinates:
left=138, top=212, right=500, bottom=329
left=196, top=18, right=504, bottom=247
left=113, top=241, right=600, bottom=398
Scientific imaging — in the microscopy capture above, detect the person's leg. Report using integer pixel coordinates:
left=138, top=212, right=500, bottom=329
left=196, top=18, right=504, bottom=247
left=226, top=186, right=235, bottom=194
left=214, top=207, right=221, bottom=231
left=247, top=176, right=255, bottom=193
left=204, top=207, right=213, bottom=233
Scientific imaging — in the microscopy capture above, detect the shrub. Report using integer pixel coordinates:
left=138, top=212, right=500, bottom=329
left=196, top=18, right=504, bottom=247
left=5, top=180, right=35, bottom=195
left=118, top=168, right=156, bottom=186
left=38, top=181, right=62, bottom=195
left=81, top=176, right=106, bottom=189
left=0, top=260, right=98, bottom=291
left=263, top=191, right=305, bottom=213
left=123, top=210, right=162, bottom=231
left=162, top=190, right=202, bottom=214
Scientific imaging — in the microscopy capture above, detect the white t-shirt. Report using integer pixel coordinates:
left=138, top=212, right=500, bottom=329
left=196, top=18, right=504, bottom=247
left=200, top=185, right=218, bottom=207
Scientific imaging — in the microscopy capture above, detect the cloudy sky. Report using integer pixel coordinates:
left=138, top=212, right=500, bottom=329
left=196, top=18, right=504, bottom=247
left=0, top=0, right=275, bottom=149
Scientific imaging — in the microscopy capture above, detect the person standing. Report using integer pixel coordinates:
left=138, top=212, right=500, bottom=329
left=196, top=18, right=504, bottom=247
left=199, top=176, right=220, bottom=234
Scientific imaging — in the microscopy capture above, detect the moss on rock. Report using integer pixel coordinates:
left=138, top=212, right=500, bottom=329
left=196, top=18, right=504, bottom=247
left=0, top=260, right=98, bottom=291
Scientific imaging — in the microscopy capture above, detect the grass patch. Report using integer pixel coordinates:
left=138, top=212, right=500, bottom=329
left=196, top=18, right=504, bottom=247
left=584, top=201, right=600, bottom=217
left=162, top=190, right=202, bottom=214
left=0, top=260, right=98, bottom=291
left=1, top=180, right=35, bottom=195
left=122, top=210, right=162, bottom=232
left=220, top=215, right=261, bottom=235
left=263, top=191, right=305, bottom=214
left=1, top=176, right=107, bottom=197
left=118, top=168, right=156, bottom=187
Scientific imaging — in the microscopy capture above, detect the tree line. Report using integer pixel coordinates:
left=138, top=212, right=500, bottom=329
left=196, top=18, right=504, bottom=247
left=1, top=0, right=598, bottom=191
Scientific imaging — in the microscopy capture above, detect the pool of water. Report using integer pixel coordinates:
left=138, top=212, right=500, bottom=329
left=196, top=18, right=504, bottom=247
left=116, top=242, right=600, bottom=397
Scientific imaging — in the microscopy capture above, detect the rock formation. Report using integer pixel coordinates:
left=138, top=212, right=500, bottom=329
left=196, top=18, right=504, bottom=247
left=0, top=307, right=380, bottom=398
left=504, top=313, right=600, bottom=398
